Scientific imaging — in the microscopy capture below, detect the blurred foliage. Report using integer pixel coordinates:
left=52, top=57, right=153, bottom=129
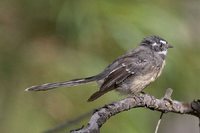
left=0, top=0, right=200, bottom=133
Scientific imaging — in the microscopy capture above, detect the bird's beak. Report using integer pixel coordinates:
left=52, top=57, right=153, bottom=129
left=167, top=44, right=173, bottom=48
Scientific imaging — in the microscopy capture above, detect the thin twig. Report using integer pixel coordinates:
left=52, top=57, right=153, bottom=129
left=71, top=89, right=200, bottom=133
left=154, top=88, right=173, bottom=133
left=155, top=112, right=164, bottom=133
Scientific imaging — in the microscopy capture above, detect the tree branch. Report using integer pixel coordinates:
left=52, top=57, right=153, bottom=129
left=71, top=88, right=200, bottom=133
left=44, top=111, right=92, bottom=133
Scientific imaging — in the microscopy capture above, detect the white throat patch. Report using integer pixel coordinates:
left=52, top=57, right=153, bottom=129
left=158, top=50, right=167, bottom=55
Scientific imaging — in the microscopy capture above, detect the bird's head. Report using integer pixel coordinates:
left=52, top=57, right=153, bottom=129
left=140, top=35, right=173, bottom=57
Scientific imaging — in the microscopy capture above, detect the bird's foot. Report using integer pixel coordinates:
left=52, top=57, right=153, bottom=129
left=127, top=93, right=139, bottom=98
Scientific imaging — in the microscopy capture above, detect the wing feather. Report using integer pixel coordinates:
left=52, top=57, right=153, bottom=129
left=100, top=58, right=148, bottom=91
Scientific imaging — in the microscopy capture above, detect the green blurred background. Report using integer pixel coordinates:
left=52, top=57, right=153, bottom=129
left=0, top=0, right=200, bottom=133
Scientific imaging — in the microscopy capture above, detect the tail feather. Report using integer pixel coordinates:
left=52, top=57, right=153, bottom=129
left=25, top=76, right=97, bottom=91
left=87, top=91, right=106, bottom=102
left=87, top=87, right=114, bottom=102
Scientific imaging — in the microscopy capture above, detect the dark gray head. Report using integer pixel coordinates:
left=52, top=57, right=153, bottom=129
left=140, top=35, right=173, bottom=57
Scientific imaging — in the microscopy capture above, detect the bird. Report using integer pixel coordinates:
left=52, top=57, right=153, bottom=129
left=25, top=35, right=173, bottom=102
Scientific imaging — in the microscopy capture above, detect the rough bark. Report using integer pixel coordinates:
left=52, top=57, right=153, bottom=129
left=71, top=89, right=200, bottom=133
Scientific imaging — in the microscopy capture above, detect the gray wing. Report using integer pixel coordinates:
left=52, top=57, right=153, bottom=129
left=87, top=56, right=150, bottom=102
left=99, top=57, right=149, bottom=91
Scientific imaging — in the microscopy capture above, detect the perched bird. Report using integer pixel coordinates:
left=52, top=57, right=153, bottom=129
left=26, top=35, right=173, bottom=102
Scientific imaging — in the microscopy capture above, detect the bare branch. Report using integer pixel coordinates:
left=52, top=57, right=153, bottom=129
left=71, top=89, right=200, bottom=133
left=44, top=111, right=92, bottom=133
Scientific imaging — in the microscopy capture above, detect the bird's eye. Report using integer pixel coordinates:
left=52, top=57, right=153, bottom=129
left=160, top=43, right=163, bottom=48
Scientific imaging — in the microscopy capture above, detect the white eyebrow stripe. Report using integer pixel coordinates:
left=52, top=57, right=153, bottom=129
left=160, top=40, right=166, bottom=44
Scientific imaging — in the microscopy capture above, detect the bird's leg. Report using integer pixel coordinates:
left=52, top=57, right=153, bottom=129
left=127, top=91, right=146, bottom=100
left=140, top=91, right=146, bottom=94
left=127, top=92, right=140, bottom=98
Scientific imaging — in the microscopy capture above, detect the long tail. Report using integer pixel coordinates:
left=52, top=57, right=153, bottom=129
left=25, top=76, right=98, bottom=91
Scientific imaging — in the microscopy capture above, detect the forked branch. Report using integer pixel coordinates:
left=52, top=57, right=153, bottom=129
left=71, top=88, right=200, bottom=133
